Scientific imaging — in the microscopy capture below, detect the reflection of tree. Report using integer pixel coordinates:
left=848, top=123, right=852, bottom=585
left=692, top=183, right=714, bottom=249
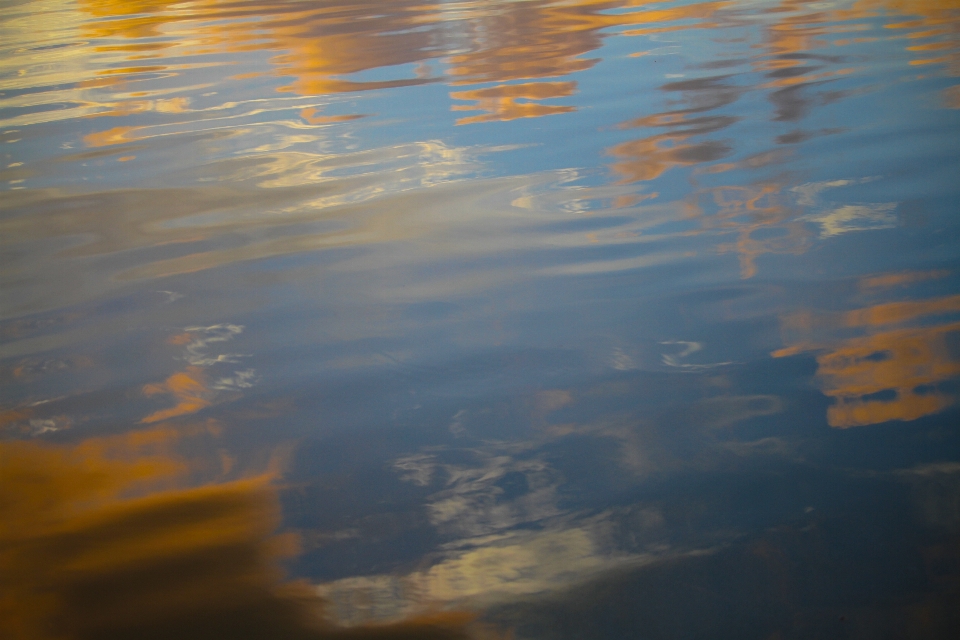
left=80, top=0, right=187, bottom=39
left=59, top=0, right=960, bottom=285
left=604, top=0, right=861, bottom=186
left=774, top=287, right=960, bottom=428
left=262, top=0, right=439, bottom=96
left=443, top=0, right=618, bottom=123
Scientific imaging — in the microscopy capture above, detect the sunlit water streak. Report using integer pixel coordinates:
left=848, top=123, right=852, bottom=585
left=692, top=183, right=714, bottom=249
left=2, top=1, right=960, bottom=638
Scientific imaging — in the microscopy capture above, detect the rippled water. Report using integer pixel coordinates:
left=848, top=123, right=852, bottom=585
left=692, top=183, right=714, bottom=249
left=3, top=1, right=960, bottom=638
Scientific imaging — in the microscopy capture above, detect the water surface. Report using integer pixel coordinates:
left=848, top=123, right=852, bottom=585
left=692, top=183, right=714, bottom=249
left=3, top=1, right=960, bottom=638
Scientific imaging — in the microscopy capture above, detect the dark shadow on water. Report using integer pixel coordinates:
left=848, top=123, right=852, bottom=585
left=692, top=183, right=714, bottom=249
left=487, top=508, right=960, bottom=639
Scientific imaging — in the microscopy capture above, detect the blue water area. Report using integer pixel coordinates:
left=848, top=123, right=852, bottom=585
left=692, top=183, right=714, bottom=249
left=2, top=1, right=960, bottom=638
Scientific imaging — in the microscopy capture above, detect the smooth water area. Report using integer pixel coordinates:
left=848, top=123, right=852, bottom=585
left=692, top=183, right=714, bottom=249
left=2, top=1, right=960, bottom=638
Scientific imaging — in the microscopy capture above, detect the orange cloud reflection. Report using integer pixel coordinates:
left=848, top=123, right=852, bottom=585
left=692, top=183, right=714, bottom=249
left=606, top=73, right=745, bottom=182
left=606, top=0, right=960, bottom=184
left=0, top=431, right=477, bottom=639
left=447, top=0, right=726, bottom=123
left=773, top=0, right=960, bottom=107
left=816, top=322, right=960, bottom=427
left=609, top=135, right=733, bottom=182
left=142, top=365, right=213, bottom=424
left=450, top=82, right=576, bottom=125
left=79, top=0, right=442, bottom=98
left=83, top=125, right=144, bottom=148
left=71, top=0, right=717, bottom=124
left=670, top=181, right=810, bottom=279
left=72, top=0, right=960, bottom=135
left=859, top=269, right=950, bottom=290
left=774, top=287, right=960, bottom=428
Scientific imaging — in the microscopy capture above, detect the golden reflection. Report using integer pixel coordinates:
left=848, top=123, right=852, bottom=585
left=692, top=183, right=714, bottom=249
left=606, top=75, right=744, bottom=183
left=851, top=0, right=960, bottom=70
left=859, top=269, right=950, bottom=290
left=607, top=0, right=960, bottom=185
left=77, top=0, right=441, bottom=98
left=52, top=0, right=960, bottom=166
left=0, top=430, right=478, bottom=639
left=450, top=82, right=576, bottom=125
left=774, top=285, right=960, bottom=428
left=141, top=365, right=213, bottom=423
left=609, top=134, right=731, bottom=183
left=4, top=1, right=958, bottom=305
left=447, top=0, right=725, bottom=123
left=599, top=0, right=960, bottom=280
left=80, top=0, right=188, bottom=39
left=445, top=0, right=727, bottom=83
left=816, top=323, right=960, bottom=427
left=82, top=125, right=144, bottom=148
left=842, top=294, right=960, bottom=326
left=68, top=0, right=726, bottom=122
left=672, top=182, right=810, bottom=279
left=773, top=0, right=960, bottom=108
left=705, top=183, right=810, bottom=279
left=7, top=0, right=956, bottom=135
left=605, top=0, right=828, bottom=180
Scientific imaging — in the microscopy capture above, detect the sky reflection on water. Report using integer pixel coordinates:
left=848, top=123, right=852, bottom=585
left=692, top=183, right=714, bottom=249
left=2, top=0, right=960, bottom=638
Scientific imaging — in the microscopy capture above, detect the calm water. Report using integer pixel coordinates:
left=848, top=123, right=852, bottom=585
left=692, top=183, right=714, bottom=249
left=2, top=1, right=960, bottom=638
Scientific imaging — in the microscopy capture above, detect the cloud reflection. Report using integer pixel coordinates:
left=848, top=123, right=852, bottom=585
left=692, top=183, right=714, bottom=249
left=4, top=0, right=956, bottom=137
left=775, top=285, right=960, bottom=427
left=311, top=375, right=794, bottom=625
left=0, top=431, right=477, bottom=639
left=4, top=0, right=957, bottom=312
left=139, top=325, right=253, bottom=424
left=445, top=0, right=725, bottom=123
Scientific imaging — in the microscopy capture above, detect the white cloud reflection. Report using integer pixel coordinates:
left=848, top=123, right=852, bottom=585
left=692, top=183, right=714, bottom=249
left=804, top=203, right=898, bottom=237
left=395, top=442, right=562, bottom=538
left=316, top=517, right=661, bottom=626
left=182, top=324, right=246, bottom=366
left=791, top=176, right=897, bottom=238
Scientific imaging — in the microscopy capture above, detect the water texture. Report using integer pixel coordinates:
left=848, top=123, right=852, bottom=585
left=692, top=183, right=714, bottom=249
left=2, top=1, right=960, bottom=638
